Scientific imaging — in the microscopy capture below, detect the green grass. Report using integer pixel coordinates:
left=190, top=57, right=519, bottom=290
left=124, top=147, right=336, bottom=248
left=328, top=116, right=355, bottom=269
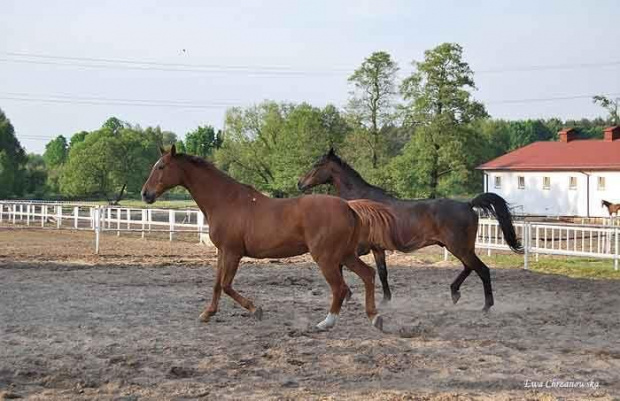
left=479, top=253, right=620, bottom=280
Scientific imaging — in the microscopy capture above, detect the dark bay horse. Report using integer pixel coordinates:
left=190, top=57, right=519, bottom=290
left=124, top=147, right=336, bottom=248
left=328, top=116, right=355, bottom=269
left=298, top=149, right=523, bottom=312
left=141, top=145, right=400, bottom=330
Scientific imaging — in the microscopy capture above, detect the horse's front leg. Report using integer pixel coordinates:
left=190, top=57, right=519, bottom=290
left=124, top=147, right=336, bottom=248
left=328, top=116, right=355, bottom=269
left=219, top=251, right=263, bottom=321
left=199, top=251, right=224, bottom=322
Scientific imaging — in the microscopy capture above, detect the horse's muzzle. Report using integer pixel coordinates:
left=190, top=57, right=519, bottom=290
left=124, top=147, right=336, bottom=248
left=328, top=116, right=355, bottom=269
left=142, top=190, right=156, bottom=204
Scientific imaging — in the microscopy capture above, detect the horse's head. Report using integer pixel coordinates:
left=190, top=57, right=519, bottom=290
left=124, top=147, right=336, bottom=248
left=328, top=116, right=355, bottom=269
left=297, top=148, right=340, bottom=192
left=141, top=144, right=184, bottom=204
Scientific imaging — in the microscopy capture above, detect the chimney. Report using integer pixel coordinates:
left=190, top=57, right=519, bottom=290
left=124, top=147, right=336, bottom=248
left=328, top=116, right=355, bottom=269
left=558, top=128, right=577, bottom=143
left=604, top=126, right=620, bottom=142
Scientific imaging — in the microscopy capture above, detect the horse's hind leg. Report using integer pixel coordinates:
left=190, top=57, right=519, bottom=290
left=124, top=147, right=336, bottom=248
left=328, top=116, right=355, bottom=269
left=343, top=255, right=383, bottom=331
left=450, top=267, right=472, bottom=305
left=458, top=252, right=494, bottom=312
left=339, top=265, right=353, bottom=303
left=372, top=249, right=391, bottom=303
left=316, top=261, right=350, bottom=330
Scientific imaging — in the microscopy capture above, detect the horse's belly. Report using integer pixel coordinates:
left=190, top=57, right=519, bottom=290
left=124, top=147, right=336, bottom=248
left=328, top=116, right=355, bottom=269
left=243, top=229, right=308, bottom=258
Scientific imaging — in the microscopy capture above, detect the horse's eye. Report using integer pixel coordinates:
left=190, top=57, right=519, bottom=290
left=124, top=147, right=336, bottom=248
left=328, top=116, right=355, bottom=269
left=158, top=164, right=165, bottom=170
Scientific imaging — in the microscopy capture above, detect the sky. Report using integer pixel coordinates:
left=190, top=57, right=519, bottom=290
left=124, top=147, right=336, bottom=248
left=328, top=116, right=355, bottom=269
left=1, top=0, right=619, bottom=154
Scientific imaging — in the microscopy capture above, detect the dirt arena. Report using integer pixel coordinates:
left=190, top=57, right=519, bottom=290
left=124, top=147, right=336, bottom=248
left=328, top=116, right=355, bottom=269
left=1, top=229, right=619, bottom=400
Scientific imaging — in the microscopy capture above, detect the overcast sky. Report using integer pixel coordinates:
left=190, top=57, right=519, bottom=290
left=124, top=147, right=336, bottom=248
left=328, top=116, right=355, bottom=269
left=1, top=0, right=619, bottom=154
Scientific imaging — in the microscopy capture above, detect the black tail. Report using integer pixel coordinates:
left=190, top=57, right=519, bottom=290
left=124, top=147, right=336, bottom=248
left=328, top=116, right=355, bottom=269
left=470, top=193, right=523, bottom=253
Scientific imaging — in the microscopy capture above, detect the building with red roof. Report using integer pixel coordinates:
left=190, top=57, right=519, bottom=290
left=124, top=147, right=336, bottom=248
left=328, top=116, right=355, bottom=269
left=477, top=126, right=620, bottom=217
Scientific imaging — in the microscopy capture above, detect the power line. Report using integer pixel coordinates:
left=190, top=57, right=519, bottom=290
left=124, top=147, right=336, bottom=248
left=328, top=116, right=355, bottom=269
left=0, top=94, right=234, bottom=109
left=486, top=93, right=620, bottom=105
left=2, top=91, right=618, bottom=109
left=0, top=52, right=349, bottom=76
left=2, top=51, right=620, bottom=76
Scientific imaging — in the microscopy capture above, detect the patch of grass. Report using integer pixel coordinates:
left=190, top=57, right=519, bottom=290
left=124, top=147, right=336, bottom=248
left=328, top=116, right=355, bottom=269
left=478, top=253, right=620, bottom=280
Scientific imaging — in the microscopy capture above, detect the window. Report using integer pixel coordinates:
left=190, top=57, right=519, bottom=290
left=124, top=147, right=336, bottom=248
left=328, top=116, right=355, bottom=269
left=517, top=176, right=525, bottom=189
left=494, top=176, right=501, bottom=189
left=543, top=176, right=551, bottom=190
left=598, top=176, right=606, bottom=191
left=569, top=176, right=577, bottom=190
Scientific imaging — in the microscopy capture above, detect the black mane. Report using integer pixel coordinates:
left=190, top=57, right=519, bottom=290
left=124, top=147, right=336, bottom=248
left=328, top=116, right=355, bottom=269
left=322, top=150, right=394, bottom=197
left=177, top=153, right=214, bottom=167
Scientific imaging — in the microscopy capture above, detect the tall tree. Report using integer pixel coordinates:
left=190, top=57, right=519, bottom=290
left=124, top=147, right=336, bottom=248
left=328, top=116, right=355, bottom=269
left=43, top=135, right=68, bottom=167
left=347, top=51, right=399, bottom=168
left=593, top=95, right=619, bottom=125
left=395, top=43, right=488, bottom=198
left=23, top=153, right=48, bottom=197
left=0, top=109, right=27, bottom=198
left=185, top=125, right=223, bottom=159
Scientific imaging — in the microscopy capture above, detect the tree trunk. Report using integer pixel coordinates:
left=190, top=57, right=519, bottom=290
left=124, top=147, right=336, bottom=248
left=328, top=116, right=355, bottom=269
left=429, top=145, right=440, bottom=199
left=110, top=183, right=127, bottom=205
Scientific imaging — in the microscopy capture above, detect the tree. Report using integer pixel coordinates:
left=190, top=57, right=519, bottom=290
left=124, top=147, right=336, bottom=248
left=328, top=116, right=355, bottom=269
left=347, top=51, right=399, bottom=168
left=395, top=43, right=488, bottom=198
left=215, top=101, right=349, bottom=196
left=23, top=154, right=48, bottom=197
left=593, top=95, right=619, bottom=125
left=43, top=135, right=68, bottom=167
left=59, top=119, right=160, bottom=201
left=185, top=125, right=223, bottom=159
left=68, top=131, right=89, bottom=150
left=0, top=109, right=27, bottom=197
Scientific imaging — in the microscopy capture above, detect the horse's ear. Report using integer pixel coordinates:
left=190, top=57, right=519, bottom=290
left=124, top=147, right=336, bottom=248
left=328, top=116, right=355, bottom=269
left=170, top=144, right=177, bottom=157
left=328, top=147, right=335, bottom=157
left=159, top=146, right=166, bottom=155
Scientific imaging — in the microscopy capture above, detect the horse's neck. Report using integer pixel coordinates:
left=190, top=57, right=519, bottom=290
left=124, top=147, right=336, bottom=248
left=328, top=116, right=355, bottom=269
left=332, top=167, right=390, bottom=202
left=182, top=161, right=255, bottom=217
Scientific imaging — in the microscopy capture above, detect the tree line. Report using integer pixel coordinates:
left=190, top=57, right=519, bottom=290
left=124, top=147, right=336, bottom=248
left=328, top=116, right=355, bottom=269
left=1, top=43, right=617, bottom=202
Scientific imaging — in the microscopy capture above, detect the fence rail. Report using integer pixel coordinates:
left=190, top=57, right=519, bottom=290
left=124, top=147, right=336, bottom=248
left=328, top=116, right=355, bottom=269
left=1, top=200, right=618, bottom=270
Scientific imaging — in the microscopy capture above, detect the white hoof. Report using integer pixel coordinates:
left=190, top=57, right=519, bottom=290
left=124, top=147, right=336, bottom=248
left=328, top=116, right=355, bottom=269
left=316, top=313, right=338, bottom=330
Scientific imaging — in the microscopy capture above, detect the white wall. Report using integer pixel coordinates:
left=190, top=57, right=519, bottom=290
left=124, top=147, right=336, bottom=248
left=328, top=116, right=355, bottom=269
left=484, top=171, right=620, bottom=217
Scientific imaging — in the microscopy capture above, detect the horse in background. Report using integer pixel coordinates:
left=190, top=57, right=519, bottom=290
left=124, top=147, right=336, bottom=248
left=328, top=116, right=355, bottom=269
left=141, top=145, right=401, bottom=331
left=602, top=200, right=620, bottom=218
left=298, top=149, right=523, bottom=312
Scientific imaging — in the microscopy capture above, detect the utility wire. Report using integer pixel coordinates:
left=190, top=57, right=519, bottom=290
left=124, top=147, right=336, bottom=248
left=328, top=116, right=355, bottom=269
left=2, top=51, right=620, bottom=76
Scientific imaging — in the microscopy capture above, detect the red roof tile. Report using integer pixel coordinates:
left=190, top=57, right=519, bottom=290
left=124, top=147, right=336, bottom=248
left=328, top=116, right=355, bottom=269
left=477, top=139, right=620, bottom=171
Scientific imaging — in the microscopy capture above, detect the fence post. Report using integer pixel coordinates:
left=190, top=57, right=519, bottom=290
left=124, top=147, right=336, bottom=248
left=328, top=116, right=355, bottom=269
left=197, top=212, right=204, bottom=243
left=116, top=208, right=121, bottom=236
left=74, top=206, right=79, bottom=229
left=615, top=228, right=619, bottom=271
left=169, top=209, right=175, bottom=241
left=19, top=204, right=23, bottom=221
left=95, top=207, right=101, bottom=254
left=141, top=209, right=146, bottom=239
left=26, top=204, right=30, bottom=226
left=523, top=222, right=530, bottom=270
left=13, top=204, right=17, bottom=224
left=57, top=205, right=62, bottom=229
left=443, top=247, right=449, bottom=261
left=0, top=203, right=3, bottom=223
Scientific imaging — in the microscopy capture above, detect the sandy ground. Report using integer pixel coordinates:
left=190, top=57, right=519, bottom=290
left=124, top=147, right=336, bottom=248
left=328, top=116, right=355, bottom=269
left=1, top=228, right=619, bottom=400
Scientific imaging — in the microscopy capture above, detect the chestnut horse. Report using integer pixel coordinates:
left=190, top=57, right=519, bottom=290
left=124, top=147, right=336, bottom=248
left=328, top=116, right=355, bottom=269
left=141, top=145, right=400, bottom=330
left=602, top=200, right=620, bottom=217
left=298, top=149, right=523, bottom=312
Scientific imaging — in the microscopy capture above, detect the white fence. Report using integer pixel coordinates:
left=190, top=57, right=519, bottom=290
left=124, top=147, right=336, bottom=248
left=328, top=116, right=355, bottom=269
left=0, top=201, right=207, bottom=254
left=0, top=200, right=618, bottom=270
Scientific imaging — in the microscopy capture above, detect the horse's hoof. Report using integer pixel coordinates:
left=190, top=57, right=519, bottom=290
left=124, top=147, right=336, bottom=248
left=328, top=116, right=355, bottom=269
left=316, top=313, right=338, bottom=331
left=379, top=297, right=391, bottom=307
left=451, top=291, right=461, bottom=305
left=482, top=305, right=491, bottom=313
left=252, top=307, right=263, bottom=321
left=372, top=315, right=384, bottom=332
left=199, top=311, right=211, bottom=322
